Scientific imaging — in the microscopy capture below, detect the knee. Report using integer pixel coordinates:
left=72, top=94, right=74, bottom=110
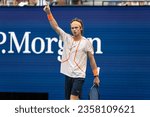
left=70, top=95, right=79, bottom=100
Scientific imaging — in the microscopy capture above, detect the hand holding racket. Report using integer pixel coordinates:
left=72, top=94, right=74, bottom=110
left=93, top=67, right=100, bottom=86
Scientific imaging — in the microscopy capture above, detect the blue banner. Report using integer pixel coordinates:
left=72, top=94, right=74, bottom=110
left=0, top=6, right=150, bottom=99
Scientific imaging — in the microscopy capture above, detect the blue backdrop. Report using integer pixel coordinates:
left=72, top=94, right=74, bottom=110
left=0, top=6, right=150, bottom=100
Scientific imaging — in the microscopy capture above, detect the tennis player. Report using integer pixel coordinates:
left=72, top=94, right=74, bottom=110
left=43, top=4, right=100, bottom=100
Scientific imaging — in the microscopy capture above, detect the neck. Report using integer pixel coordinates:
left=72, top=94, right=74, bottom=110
left=73, top=35, right=82, bottom=41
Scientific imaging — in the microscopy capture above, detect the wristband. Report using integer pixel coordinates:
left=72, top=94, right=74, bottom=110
left=93, top=68, right=98, bottom=77
left=47, top=13, right=53, bottom=21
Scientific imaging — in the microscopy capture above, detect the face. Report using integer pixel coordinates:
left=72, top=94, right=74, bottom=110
left=70, top=21, right=82, bottom=36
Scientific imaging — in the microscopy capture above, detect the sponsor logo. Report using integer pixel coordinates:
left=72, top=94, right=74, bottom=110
left=0, top=32, right=103, bottom=61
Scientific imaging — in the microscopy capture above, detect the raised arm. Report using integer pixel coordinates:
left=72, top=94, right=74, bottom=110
left=43, top=3, right=61, bottom=35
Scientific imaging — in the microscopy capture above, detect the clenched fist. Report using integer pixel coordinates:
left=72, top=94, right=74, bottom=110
left=43, top=2, right=51, bottom=14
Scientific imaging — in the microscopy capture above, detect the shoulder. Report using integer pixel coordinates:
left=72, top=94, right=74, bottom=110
left=82, top=36, right=92, bottom=44
left=58, top=27, right=72, bottom=41
left=81, top=36, right=88, bottom=42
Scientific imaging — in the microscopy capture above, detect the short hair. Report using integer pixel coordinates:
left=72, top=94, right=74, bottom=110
left=70, top=18, right=84, bottom=35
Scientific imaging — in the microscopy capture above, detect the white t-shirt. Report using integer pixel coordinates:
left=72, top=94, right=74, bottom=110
left=58, top=27, right=94, bottom=78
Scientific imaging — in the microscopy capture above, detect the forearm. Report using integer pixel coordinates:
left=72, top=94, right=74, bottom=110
left=90, top=56, right=99, bottom=77
left=88, top=53, right=100, bottom=85
left=88, top=52, right=99, bottom=77
left=47, top=12, right=60, bottom=34
left=44, top=5, right=60, bottom=35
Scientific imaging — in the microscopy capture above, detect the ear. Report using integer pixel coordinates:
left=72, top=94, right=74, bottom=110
left=80, top=26, right=83, bottom=31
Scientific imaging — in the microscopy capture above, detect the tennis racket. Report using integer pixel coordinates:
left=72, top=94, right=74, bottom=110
left=89, top=84, right=100, bottom=100
left=89, top=67, right=100, bottom=100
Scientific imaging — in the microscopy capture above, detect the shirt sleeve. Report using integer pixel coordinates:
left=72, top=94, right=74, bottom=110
left=85, top=39, right=94, bottom=55
left=57, top=27, right=68, bottom=42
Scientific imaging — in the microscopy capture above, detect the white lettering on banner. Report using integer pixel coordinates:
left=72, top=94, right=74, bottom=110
left=57, top=39, right=63, bottom=62
left=0, top=31, right=103, bottom=61
left=88, top=37, right=103, bottom=54
left=31, top=37, right=45, bottom=54
left=45, top=37, right=58, bottom=54
left=0, top=32, right=7, bottom=45
left=8, top=32, right=31, bottom=54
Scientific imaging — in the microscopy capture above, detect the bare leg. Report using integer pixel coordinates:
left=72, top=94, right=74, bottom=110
left=70, top=95, right=79, bottom=100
